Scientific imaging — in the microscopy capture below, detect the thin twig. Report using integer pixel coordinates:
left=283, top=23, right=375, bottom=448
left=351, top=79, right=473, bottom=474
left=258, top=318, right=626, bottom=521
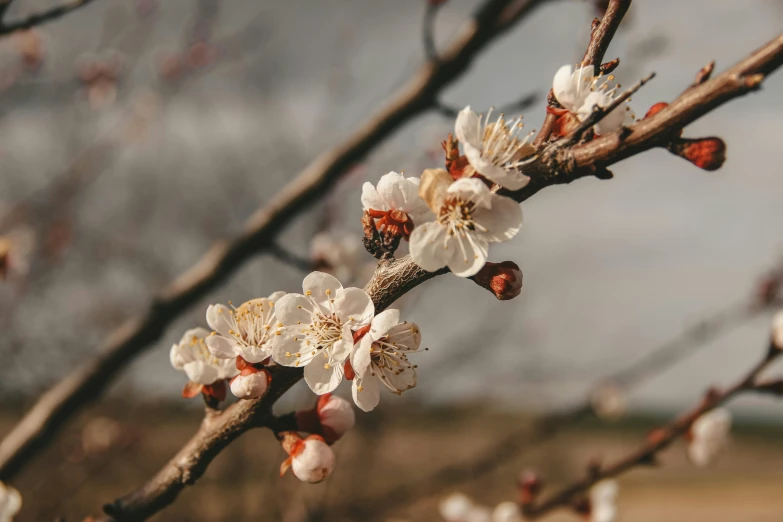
left=433, top=92, right=539, bottom=118
left=0, top=0, right=99, bottom=36
left=268, top=243, right=312, bottom=272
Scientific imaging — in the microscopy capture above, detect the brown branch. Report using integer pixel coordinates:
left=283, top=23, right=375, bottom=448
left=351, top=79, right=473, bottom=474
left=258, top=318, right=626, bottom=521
left=523, top=350, right=782, bottom=518
left=0, top=0, right=554, bottom=491
left=0, top=0, right=99, bottom=36
left=320, top=277, right=780, bottom=521
left=533, top=0, right=631, bottom=147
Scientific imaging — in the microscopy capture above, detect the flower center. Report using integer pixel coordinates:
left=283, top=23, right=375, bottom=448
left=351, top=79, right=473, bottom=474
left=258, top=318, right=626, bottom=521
left=479, top=110, right=534, bottom=168
left=226, top=301, right=273, bottom=349
left=437, top=197, right=480, bottom=236
left=190, top=335, right=222, bottom=367
left=311, top=313, right=343, bottom=348
left=367, top=328, right=418, bottom=393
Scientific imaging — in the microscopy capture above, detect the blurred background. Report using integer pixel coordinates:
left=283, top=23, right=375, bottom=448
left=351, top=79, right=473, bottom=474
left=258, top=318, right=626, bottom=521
left=1, top=0, right=782, bottom=520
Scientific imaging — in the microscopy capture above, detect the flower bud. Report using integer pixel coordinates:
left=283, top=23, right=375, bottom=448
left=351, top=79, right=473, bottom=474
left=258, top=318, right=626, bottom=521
left=229, top=368, right=270, bottom=400
left=688, top=407, right=732, bottom=467
left=317, top=393, right=355, bottom=443
left=518, top=471, right=542, bottom=506
left=643, top=101, right=669, bottom=119
left=667, top=137, right=726, bottom=171
left=590, top=381, right=626, bottom=421
left=472, top=261, right=523, bottom=300
left=439, top=493, right=474, bottom=522
left=771, top=310, right=783, bottom=351
left=280, top=434, right=335, bottom=484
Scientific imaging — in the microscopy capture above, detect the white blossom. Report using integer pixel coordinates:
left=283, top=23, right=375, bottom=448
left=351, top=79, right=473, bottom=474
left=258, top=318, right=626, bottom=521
left=205, top=291, right=286, bottom=363
left=289, top=436, right=336, bottom=484
left=351, top=309, right=422, bottom=412
left=590, top=480, right=618, bottom=522
left=440, top=493, right=475, bottom=522
left=317, top=393, right=355, bottom=440
left=454, top=106, right=535, bottom=190
left=270, top=271, right=374, bottom=394
left=170, top=327, right=238, bottom=385
left=0, top=482, right=21, bottom=522
left=410, top=170, right=522, bottom=277
left=772, top=309, right=783, bottom=350
left=688, top=407, right=732, bottom=467
left=310, top=230, right=367, bottom=285
left=229, top=370, right=269, bottom=399
left=552, top=64, right=632, bottom=135
left=492, top=501, right=523, bottom=522
left=362, top=171, right=430, bottom=226
left=590, top=381, right=627, bottom=421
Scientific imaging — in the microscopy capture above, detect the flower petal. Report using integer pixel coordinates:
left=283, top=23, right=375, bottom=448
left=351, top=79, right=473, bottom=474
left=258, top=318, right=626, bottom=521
left=409, top=221, right=452, bottom=272
left=269, top=327, right=316, bottom=367
left=268, top=290, right=287, bottom=302
left=369, top=309, right=401, bottom=339
left=184, top=360, right=219, bottom=385
left=351, top=335, right=373, bottom=376
left=205, top=334, right=238, bottom=359
left=304, top=358, right=344, bottom=395
left=352, top=375, right=381, bottom=412
left=376, top=171, right=407, bottom=210
left=446, top=234, right=487, bottom=277
left=206, top=304, right=233, bottom=337
left=473, top=194, right=523, bottom=243
left=447, top=177, right=493, bottom=209
left=386, top=321, right=422, bottom=352
left=303, top=271, right=343, bottom=307
left=361, top=181, right=387, bottom=212
left=454, top=106, right=482, bottom=149
left=331, top=323, right=355, bottom=362
left=335, top=287, right=374, bottom=326
left=274, top=293, right=313, bottom=325
left=463, top=146, right=531, bottom=191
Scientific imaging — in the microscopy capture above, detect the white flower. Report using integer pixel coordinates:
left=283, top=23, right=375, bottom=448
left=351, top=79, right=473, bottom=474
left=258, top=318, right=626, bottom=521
left=0, top=482, right=21, bottom=522
left=410, top=169, right=522, bottom=277
left=440, top=493, right=474, bottom=522
left=492, top=501, right=523, bottom=522
left=590, top=480, right=618, bottom=522
left=552, top=64, right=632, bottom=135
left=590, top=381, right=626, bottom=421
left=317, top=393, right=355, bottom=440
left=454, top=106, right=534, bottom=190
left=205, top=291, right=286, bottom=363
left=270, top=271, right=374, bottom=394
left=282, top=435, right=336, bottom=484
left=362, top=171, right=431, bottom=236
left=772, top=310, right=783, bottom=350
left=350, top=309, right=421, bottom=412
left=229, top=369, right=269, bottom=399
left=170, top=327, right=238, bottom=385
left=688, top=407, right=732, bottom=467
left=310, top=230, right=366, bottom=285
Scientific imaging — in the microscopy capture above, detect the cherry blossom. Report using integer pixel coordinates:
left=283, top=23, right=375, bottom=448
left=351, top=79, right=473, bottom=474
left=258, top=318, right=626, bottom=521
left=205, top=291, right=287, bottom=364
left=590, top=381, right=627, bottom=421
left=310, top=230, right=368, bottom=285
left=280, top=434, right=336, bottom=484
left=0, top=482, right=21, bottom=522
left=410, top=169, right=523, bottom=277
left=590, top=480, right=618, bottom=522
left=270, top=271, right=374, bottom=394
left=170, top=327, right=238, bottom=400
left=688, top=407, right=732, bottom=467
left=439, top=493, right=475, bottom=522
left=492, top=502, right=523, bottom=522
left=454, top=106, right=535, bottom=190
left=362, top=171, right=430, bottom=239
left=350, top=309, right=422, bottom=412
left=552, top=65, right=632, bottom=136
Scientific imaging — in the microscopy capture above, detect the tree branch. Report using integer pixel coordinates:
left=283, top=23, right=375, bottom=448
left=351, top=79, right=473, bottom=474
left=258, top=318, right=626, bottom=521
left=0, top=0, right=554, bottom=486
left=0, top=0, right=99, bottom=36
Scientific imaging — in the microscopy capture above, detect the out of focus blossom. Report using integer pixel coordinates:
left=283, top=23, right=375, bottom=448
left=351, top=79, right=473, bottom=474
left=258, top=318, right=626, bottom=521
left=76, top=51, right=124, bottom=109
left=0, top=482, right=21, bottom=522
left=0, top=227, right=35, bottom=282
left=310, top=229, right=366, bottom=285
left=270, top=271, right=374, bottom=394
left=688, top=407, right=732, bottom=467
left=590, top=381, right=627, bottom=421
left=771, top=309, right=783, bottom=350
left=350, top=309, right=422, bottom=412
left=492, top=501, right=523, bottom=522
left=82, top=416, right=123, bottom=456
left=439, top=493, right=475, bottom=521
left=410, top=169, right=522, bottom=277
left=13, top=30, right=44, bottom=72
left=589, top=480, right=618, bottom=522
left=280, top=433, right=335, bottom=483
left=453, top=106, right=534, bottom=190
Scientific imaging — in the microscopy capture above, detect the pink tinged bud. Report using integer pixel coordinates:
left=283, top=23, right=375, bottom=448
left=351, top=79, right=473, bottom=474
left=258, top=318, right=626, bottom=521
left=772, top=310, right=783, bottom=351
left=229, top=368, right=270, bottom=400
left=669, top=137, right=726, bottom=171
left=290, top=436, right=336, bottom=484
left=317, top=394, right=355, bottom=443
left=472, top=261, right=523, bottom=300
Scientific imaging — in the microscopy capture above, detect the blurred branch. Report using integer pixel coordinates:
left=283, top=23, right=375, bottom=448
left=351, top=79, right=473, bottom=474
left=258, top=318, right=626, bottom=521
left=322, top=265, right=781, bottom=521
left=0, top=0, right=99, bottom=36
left=0, top=0, right=554, bottom=485
left=268, top=243, right=313, bottom=272
left=423, top=1, right=441, bottom=61
left=524, top=347, right=782, bottom=518
left=432, top=91, right=539, bottom=118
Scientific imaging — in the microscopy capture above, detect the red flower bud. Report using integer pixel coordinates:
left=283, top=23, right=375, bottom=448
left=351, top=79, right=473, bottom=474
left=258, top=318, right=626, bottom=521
left=644, top=102, right=669, bottom=119
left=519, top=471, right=542, bottom=506
left=668, top=137, right=726, bottom=171
left=472, top=261, right=523, bottom=300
